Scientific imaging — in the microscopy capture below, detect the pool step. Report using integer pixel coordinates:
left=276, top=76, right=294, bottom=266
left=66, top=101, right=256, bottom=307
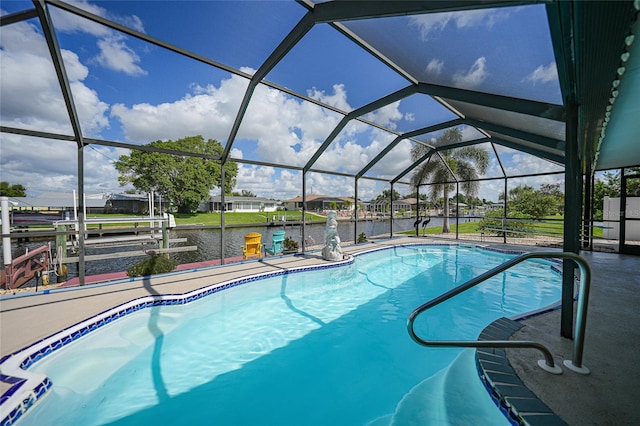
left=372, top=349, right=510, bottom=425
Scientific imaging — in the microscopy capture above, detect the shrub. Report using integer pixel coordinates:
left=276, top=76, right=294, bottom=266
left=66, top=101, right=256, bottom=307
left=357, top=232, right=367, bottom=243
left=283, top=236, right=299, bottom=252
left=127, top=254, right=177, bottom=277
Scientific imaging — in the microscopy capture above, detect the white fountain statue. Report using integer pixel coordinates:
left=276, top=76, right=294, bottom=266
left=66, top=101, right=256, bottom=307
left=322, top=210, right=343, bottom=261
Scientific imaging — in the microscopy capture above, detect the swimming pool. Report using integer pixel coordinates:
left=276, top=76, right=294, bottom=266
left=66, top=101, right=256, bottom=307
left=3, top=244, right=562, bottom=425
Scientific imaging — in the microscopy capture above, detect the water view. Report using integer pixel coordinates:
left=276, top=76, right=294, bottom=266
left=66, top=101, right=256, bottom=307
left=3, top=218, right=451, bottom=286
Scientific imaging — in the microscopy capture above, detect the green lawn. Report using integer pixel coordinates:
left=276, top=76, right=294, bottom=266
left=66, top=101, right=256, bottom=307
left=399, top=216, right=604, bottom=238
left=84, top=211, right=325, bottom=227
left=399, top=221, right=480, bottom=236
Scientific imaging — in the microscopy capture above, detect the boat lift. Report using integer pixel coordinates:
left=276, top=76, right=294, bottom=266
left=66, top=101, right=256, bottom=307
left=53, top=213, right=194, bottom=265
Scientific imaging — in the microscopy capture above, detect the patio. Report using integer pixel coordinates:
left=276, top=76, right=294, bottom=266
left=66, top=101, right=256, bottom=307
left=1, top=237, right=639, bottom=424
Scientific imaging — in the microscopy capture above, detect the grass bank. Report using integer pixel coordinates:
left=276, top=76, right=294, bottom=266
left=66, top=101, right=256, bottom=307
left=399, top=216, right=603, bottom=238
left=83, top=211, right=326, bottom=227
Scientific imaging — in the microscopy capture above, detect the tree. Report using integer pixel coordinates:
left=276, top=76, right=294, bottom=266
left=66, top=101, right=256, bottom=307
left=592, top=169, right=640, bottom=219
left=504, top=185, right=555, bottom=218
left=0, top=182, right=26, bottom=197
left=411, top=128, right=489, bottom=232
left=499, top=184, right=564, bottom=218
left=232, top=190, right=256, bottom=197
left=373, top=189, right=402, bottom=203
left=453, top=192, right=482, bottom=208
left=114, top=136, right=238, bottom=213
left=539, top=183, right=564, bottom=215
left=372, top=189, right=402, bottom=213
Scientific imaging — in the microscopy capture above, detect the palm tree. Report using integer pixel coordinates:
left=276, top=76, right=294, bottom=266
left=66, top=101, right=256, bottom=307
left=411, top=128, right=489, bottom=233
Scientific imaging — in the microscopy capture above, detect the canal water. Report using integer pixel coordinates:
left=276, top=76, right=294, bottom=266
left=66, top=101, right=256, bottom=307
left=3, top=217, right=450, bottom=285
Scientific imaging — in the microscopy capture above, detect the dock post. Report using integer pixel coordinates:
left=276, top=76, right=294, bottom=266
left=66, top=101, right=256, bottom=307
left=162, top=221, right=169, bottom=250
left=55, top=224, right=68, bottom=282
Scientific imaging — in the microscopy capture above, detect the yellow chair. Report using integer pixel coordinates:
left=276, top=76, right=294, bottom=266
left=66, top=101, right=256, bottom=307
left=241, top=232, right=263, bottom=260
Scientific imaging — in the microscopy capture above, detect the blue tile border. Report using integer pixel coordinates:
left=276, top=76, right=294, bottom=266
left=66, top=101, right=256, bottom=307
left=475, top=317, right=568, bottom=426
left=0, top=256, right=354, bottom=425
left=0, top=242, right=564, bottom=425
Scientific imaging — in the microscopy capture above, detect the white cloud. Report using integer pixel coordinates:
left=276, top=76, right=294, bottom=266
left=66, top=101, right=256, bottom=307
left=233, top=165, right=377, bottom=203
left=0, top=20, right=109, bottom=136
left=409, top=9, right=510, bottom=40
left=83, top=145, right=129, bottom=193
left=508, top=175, right=564, bottom=192
left=307, top=84, right=352, bottom=111
left=363, top=101, right=403, bottom=129
left=111, top=76, right=356, bottom=170
left=70, top=80, right=110, bottom=135
left=49, top=1, right=111, bottom=37
left=0, top=134, right=124, bottom=196
left=504, top=152, right=563, bottom=176
left=524, top=62, right=558, bottom=84
left=0, top=18, right=115, bottom=196
left=271, top=169, right=302, bottom=200
left=94, top=35, right=147, bottom=76
left=409, top=14, right=452, bottom=40
left=117, top=15, right=145, bottom=33
left=1, top=16, right=410, bottom=200
left=455, top=9, right=510, bottom=28
left=111, top=75, right=249, bottom=143
left=360, top=138, right=414, bottom=180
left=239, top=84, right=344, bottom=166
left=307, top=173, right=354, bottom=197
left=426, top=58, right=444, bottom=76
left=452, top=57, right=488, bottom=89
left=49, top=0, right=146, bottom=76
left=478, top=180, right=503, bottom=202
left=234, top=165, right=278, bottom=197
left=51, top=0, right=145, bottom=35
left=460, top=125, right=487, bottom=141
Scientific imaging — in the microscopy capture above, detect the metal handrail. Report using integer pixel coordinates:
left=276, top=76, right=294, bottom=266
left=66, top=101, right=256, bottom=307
left=407, top=251, right=592, bottom=375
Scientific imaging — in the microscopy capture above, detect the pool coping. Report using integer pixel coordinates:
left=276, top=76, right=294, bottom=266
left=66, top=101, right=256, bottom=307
left=0, top=242, right=563, bottom=425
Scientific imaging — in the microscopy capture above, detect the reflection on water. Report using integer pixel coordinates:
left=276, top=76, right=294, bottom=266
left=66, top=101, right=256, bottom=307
left=4, top=217, right=448, bottom=283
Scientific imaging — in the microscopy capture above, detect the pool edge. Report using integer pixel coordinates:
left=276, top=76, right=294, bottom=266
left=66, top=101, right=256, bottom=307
left=1, top=242, right=563, bottom=425
left=476, top=317, right=569, bottom=426
left=0, top=256, right=355, bottom=425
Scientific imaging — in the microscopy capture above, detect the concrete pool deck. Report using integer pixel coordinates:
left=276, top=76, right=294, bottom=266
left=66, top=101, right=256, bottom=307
left=1, top=237, right=639, bottom=425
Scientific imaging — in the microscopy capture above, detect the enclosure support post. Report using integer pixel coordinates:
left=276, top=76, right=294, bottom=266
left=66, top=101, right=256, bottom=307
left=455, top=182, right=459, bottom=240
left=354, top=178, right=359, bottom=244
left=582, top=163, right=593, bottom=249
left=221, top=165, right=226, bottom=265
left=1, top=197, right=12, bottom=289
left=503, top=178, right=508, bottom=244
left=619, top=168, right=627, bottom=253
left=302, top=172, right=307, bottom=252
left=562, top=100, right=581, bottom=339
left=390, top=183, right=394, bottom=238
left=416, top=185, right=420, bottom=237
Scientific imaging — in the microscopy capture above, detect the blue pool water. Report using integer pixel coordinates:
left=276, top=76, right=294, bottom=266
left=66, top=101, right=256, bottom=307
left=20, top=245, right=561, bottom=425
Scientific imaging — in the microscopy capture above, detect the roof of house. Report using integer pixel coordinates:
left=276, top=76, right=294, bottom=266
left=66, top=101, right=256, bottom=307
left=208, top=196, right=277, bottom=203
left=107, top=193, right=148, bottom=201
left=285, top=194, right=354, bottom=203
left=6, top=194, right=106, bottom=209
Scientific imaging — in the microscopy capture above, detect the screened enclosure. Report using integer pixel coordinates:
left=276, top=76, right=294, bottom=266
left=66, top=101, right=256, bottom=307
left=1, top=1, right=639, bottom=286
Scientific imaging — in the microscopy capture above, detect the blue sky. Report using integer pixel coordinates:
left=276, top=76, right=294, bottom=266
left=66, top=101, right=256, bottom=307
left=1, top=0, right=565, bottom=202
